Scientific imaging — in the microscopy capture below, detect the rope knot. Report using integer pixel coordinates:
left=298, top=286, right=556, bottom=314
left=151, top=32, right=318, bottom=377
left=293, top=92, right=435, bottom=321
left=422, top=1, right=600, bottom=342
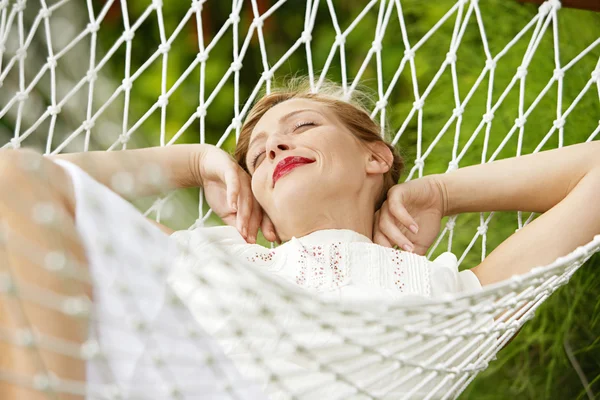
left=253, top=18, right=264, bottom=28
left=447, top=161, right=459, bottom=172
left=445, top=51, right=457, bottom=63
left=376, top=99, right=388, bottom=109
left=158, top=43, right=171, bottom=54
left=591, top=69, right=600, bottom=82
left=123, top=30, right=135, bottom=42
left=9, top=137, right=21, bottom=148
left=371, top=40, right=382, bottom=52
left=549, top=0, right=562, bottom=10
left=335, top=34, right=346, bottom=45
left=414, top=158, right=424, bottom=169
left=82, top=119, right=95, bottom=131
left=86, top=70, right=98, bottom=82
left=230, top=60, right=243, bottom=72
left=262, top=70, right=273, bottom=81
left=404, top=49, right=415, bottom=60
left=453, top=106, right=464, bottom=117
left=121, top=78, right=133, bottom=90
left=46, top=56, right=57, bottom=68
left=485, top=59, right=496, bottom=70
left=477, top=225, right=487, bottom=235
left=190, top=0, right=202, bottom=12
left=157, top=94, right=169, bottom=107
left=516, top=66, right=528, bottom=79
left=515, top=117, right=527, bottom=128
left=39, top=7, right=51, bottom=18
left=300, top=31, right=312, bottom=43
left=232, top=117, right=242, bottom=130
left=47, top=105, right=61, bottom=115
left=196, top=106, right=207, bottom=118
left=553, top=68, right=564, bottom=80
left=152, top=0, right=164, bottom=8
left=413, top=99, right=424, bottom=110
left=229, top=12, right=240, bottom=24
left=62, top=296, right=90, bottom=316
left=80, top=340, right=100, bottom=360
left=196, top=52, right=209, bottom=63
left=33, top=373, right=54, bottom=392
left=539, top=2, right=551, bottom=15
left=16, top=47, right=27, bottom=60
left=118, top=134, right=130, bottom=144
left=87, top=22, right=100, bottom=33
left=16, top=91, right=28, bottom=102
left=482, top=112, right=494, bottom=123
left=553, top=118, right=565, bottom=129
left=14, top=0, right=26, bottom=12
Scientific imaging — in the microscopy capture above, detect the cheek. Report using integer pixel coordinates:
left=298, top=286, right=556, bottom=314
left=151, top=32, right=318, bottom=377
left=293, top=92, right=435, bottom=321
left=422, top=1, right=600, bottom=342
left=251, top=171, right=268, bottom=206
left=320, top=136, right=363, bottom=173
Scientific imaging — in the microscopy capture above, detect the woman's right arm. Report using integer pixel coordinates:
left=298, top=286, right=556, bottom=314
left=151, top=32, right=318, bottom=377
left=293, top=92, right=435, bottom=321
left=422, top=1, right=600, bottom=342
left=46, top=144, right=210, bottom=200
left=438, top=141, right=600, bottom=285
left=47, top=145, right=276, bottom=242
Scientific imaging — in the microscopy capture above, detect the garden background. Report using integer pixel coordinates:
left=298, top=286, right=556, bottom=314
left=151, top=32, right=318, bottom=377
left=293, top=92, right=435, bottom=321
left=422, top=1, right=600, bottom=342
left=0, top=0, right=599, bottom=398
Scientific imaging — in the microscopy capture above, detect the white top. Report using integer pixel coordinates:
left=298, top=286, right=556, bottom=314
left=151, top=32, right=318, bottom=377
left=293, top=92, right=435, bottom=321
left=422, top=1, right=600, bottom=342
left=169, top=225, right=481, bottom=302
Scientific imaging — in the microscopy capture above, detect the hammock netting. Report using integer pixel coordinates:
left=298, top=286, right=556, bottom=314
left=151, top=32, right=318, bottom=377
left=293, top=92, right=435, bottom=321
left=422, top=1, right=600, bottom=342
left=1, top=0, right=600, bottom=398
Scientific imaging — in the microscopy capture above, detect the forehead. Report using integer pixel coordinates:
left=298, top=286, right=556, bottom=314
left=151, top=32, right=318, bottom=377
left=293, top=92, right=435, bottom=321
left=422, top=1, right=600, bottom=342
left=251, top=97, right=331, bottom=135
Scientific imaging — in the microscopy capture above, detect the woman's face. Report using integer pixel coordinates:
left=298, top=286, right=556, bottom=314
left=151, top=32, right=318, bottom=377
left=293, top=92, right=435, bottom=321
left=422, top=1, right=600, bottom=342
left=245, top=98, right=376, bottom=239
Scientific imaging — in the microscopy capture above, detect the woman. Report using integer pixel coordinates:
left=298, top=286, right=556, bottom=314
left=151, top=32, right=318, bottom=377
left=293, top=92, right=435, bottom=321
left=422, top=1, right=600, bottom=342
left=1, top=79, right=599, bottom=398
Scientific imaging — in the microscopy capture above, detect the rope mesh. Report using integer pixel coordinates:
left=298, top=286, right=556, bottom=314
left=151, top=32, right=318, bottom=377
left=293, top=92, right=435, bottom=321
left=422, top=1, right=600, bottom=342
left=1, top=0, right=599, bottom=398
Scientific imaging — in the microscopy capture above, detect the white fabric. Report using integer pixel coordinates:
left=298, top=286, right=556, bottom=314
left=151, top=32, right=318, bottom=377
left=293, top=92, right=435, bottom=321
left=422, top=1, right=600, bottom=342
left=51, top=158, right=264, bottom=400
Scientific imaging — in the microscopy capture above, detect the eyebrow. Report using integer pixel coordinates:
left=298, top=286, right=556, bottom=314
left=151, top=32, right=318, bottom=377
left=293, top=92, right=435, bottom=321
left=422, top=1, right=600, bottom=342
left=247, top=108, right=323, bottom=155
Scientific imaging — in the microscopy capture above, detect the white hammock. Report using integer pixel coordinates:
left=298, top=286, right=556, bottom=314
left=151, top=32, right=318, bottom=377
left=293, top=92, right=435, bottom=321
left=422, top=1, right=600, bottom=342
left=1, top=0, right=599, bottom=398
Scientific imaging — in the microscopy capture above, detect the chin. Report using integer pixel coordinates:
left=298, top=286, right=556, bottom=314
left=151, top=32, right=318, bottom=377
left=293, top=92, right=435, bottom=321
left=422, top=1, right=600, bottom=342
left=272, top=171, right=318, bottom=209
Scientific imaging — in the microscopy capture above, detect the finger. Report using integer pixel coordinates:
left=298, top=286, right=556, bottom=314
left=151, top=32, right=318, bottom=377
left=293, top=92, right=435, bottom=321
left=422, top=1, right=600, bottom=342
left=224, top=168, right=240, bottom=212
left=246, top=198, right=262, bottom=244
left=261, top=213, right=278, bottom=243
left=379, top=203, right=415, bottom=252
left=236, top=174, right=253, bottom=239
left=373, top=209, right=393, bottom=248
left=373, top=217, right=394, bottom=248
left=388, top=202, right=419, bottom=235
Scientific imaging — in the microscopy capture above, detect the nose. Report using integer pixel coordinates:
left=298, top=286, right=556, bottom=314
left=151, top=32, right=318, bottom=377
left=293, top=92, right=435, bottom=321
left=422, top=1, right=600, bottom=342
left=266, top=136, right=292, bottom=161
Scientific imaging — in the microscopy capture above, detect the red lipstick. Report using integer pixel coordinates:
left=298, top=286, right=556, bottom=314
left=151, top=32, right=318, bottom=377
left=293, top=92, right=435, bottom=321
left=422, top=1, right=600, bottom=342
left=272, top=156, right=315, bottom=187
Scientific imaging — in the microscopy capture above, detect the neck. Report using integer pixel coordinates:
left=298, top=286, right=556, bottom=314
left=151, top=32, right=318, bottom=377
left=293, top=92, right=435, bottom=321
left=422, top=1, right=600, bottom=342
left=275, top=195, right=376, bottom=241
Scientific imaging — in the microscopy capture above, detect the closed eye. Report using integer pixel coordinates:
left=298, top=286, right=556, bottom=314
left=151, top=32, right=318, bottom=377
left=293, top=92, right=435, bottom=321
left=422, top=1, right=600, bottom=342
left=294, top=121, right=315, bottom=130
left=251, top=151, right=265, bottom=169
left=251, top=121, right=317, bottom=170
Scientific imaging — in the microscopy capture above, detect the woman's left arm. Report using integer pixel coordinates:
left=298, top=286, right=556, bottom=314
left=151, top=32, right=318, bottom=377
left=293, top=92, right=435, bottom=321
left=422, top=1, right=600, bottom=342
left=438, top=141, right=600, bottom=285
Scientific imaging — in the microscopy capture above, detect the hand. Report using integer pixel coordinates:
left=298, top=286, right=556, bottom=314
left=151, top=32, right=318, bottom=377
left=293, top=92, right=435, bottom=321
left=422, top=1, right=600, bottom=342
left=197, top=145, right=279, bottom=244
left=373, top=175, right=446, bottom=255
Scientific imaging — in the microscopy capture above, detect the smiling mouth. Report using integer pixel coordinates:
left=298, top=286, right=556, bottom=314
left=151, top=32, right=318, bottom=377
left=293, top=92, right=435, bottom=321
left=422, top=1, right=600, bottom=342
left=272, top=156, right=315, bottom=187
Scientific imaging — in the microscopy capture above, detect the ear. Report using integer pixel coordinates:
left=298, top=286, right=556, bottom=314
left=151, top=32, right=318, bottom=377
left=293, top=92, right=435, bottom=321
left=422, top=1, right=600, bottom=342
left=365, top=141, right=393, bottom=175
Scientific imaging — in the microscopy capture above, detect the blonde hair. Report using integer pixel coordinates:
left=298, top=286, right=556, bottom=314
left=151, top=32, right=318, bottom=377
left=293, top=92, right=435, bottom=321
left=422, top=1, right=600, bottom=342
left=235, top=77, right=404, bottom=210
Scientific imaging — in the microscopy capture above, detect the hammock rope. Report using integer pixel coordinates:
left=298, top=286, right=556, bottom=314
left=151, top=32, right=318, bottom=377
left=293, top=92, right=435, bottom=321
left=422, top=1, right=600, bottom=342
left=1, top=0, right=599, bottom=398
